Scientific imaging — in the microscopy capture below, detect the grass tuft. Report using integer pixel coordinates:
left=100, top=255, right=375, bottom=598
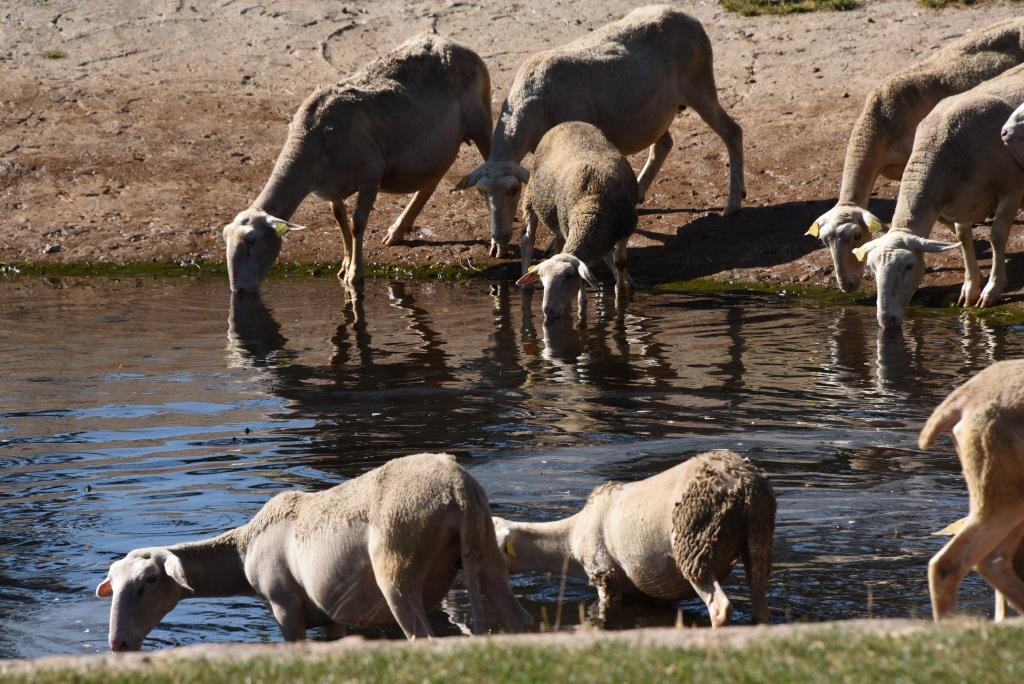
left=721, top=0, right=857, bottom=17
left=43, top=49, right=67, bottom=60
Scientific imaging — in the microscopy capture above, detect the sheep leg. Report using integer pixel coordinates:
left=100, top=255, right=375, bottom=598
left=928, top=514, right=1023, bottom=620
left=374, top=574, right=433, bottom=640
left=269, top=597, right=307, bottom=642
left=332, top=200, right=352, bottom=283
left=975, top=521, right=1024, bottom=619
left=323, top=623, right=347, bottom=640
left=604, top=238, right=634, bottom=295
left=741, top=544, right=772, bottom=625
left=384, top=179, right=440, bottom=246
left=955, top=222, right=980, bottom=308
left=687, top=573, right=733, bottom=628
left=636, top=131, right=673, bottom=204
left=977, top=199, right=1018, bottom=307
left=479, top=562, right=532, bottom=633
left=347, top=186, right=377, bottom=286
left=461, top=564, right=487, bottom=635
left=683, top=85, right=745, bottom=216
left=521, top=207, right=539, bottom=276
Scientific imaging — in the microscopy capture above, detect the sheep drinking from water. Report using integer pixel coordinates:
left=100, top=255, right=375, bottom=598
left=514, top=122, right=638, bottom=319
left=806, top=18, right=1024, bottom=292
left=96, top=453, right=530, bottom=650
left=458, top=5, right=744, bottom=258
left=919, top=360, right=1024, bottom=620
left=222, top=35, right=492, bottom=292
left=491, top=450, right=775, bottom=627
left=852, top=64, right=1024, bottom=328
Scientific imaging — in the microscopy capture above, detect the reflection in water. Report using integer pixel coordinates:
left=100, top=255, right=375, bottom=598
left=0, top=278, right=1021, bottom=658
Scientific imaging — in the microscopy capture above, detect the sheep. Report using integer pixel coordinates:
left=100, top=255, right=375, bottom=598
left=852, top=64, right=1024, bottom=329
left=918, top=360, right=1024, bottom=620
left=95, top=453, right=531, bottom=650
left=512, top=122, right=638, bottom=320
left=934, top=516, right=1024, bottom=621
left=457, top=5, right=744, bottom=258
left=806, top=18, right=1024, bottom=293
left=222, top=34, right=492, bottom=293
left=491, top=450, right=775, bottom=628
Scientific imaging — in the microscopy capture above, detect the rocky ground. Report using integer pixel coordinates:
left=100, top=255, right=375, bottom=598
left=2, top=0, right=1024, bottom=304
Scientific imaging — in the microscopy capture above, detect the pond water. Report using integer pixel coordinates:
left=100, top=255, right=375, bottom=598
left=1, top=276, right=1020, bottom=658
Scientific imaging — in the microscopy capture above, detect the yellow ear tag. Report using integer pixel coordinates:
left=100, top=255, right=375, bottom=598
left=852, top=246, right=868, bottom=262
left=805, top=221, right=820, bottom=238
left=527, top=263, right=539, bottom=273
left=867, top=217, right=884, bottom=234
left=505, top=540, right=518, bottom=558
left=273, top=221, right=290, bottom=238
left=934, top=517, right=968, bottom=536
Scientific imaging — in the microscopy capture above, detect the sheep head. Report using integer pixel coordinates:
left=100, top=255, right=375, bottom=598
left=490, top=517, right=526, bottom=573
left=854, top=232, right=957, bottom=329
left=222, top=208, right=304, bottom=294
left=516, top=253, right=599, bottom=320
left=96, top=548, right=194, bottom=652
left=806, top=204, right=885, bottom=292
left=1002, top=102, right=1024, bottom=168
left=456, top=161, right=529, bottom=258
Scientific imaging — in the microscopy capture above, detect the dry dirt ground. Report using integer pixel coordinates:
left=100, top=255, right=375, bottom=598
left=3, top=0, right=1024, bottom=303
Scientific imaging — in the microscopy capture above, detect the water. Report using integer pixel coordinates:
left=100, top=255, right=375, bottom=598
left=0, top=277, right=1019, bottom=658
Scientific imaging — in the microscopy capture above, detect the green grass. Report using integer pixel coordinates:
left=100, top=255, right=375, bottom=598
left=721, top=0, right=857, bottom=17
left=43, top=50, right=67, bottom=60
left=5, top=623, right=1024, bottom=683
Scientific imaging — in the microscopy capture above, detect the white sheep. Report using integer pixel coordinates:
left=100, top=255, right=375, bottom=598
left=95, top=453, right=530, bottom=650
left=492, top=450, right=775, bottom=628
left=919, top=360, right=1024, bottom=620
left=513, top=122, right=638, bottom=319
left=806, top=18, right=1024, bottom=292
left=222, top=34, right=492, bottom=293
left=852, top=64, right=1024, bottom=328
left=458, top=5, right=744, bottom=258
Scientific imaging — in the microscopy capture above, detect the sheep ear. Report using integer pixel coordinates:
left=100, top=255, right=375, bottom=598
left=516, top=264, right=542, bottom=286
left=162, top=554, right=194, bottom=593
left=453, top=167, right=483, bottom=192
left=512, top=164, right=530, bottom=185
left=504, top=539, right=518, bottom=558
left=271, top=219, right=305, bottom=238
left=577, top=261, right=600, bottom=288
left=861, top=209, right=885, bottom=234
left=853, top=237, right=883, bottom=263
left=805, top=220, right=821, bottom=238
left=96, top=578, right=113, bottom=598
left=934, top=517, right=969, bottom=537
left=914, top=238, right=959, bottom=253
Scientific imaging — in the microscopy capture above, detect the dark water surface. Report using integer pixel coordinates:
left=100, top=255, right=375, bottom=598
left=1, top=277, right=1020, bottom=658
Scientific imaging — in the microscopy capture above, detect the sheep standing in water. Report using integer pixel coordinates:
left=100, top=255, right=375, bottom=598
left=806, top=18, right=1024, bottom=292
left=919, top=360, right=1024, bottom=620
left=459, top=5, right=744, bottom=258
left=222, top=35, right=492, bottom=292
left=853, top=64, right=1024, bottom=328
left=96, top=453, right=530, bottom=650
left=515, top=122, right=638, bottom=320
left=492, top=450, right=775, bottom=627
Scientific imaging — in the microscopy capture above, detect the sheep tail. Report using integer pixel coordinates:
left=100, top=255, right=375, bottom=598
left=919, top=393, right=965, bottom=450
